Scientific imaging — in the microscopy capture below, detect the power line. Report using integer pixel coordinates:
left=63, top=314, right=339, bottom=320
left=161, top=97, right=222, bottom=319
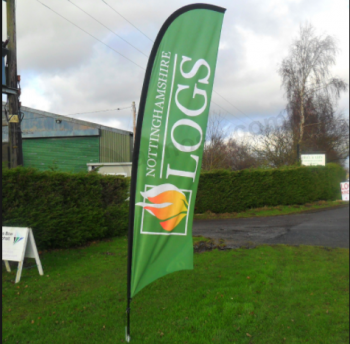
left=36, top=0, right=146, bottom=70
left=213, top=90, right=256, bottom=122
left=10, top=107, right=132, bottom=121
left=97, top=4, right=251, bottom=123
left=67, top=106, right=132, bottom=116
left=67, top=0, right=149, bottom=57
left=98, top=4, right=255, bottom=126
left=13, top=102, right=250, bottom=129
left=101, top=0, right=154, bottom=43
left=210, top=100, right=251, bottom=127
left=36, top=0, right=256, bottom=127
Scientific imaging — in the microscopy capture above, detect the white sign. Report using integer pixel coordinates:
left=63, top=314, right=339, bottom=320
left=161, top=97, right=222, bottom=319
left=301, top=154, right=326, bottom=166
left=341, top=182, right=349, bottom=201
left=2, top=227, right=44, bottom=283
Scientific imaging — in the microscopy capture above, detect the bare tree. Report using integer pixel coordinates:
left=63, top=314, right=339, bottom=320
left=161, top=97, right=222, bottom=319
left=284, top=90, right=349, bottom=163
left=279, top=23, right=348, bottom=156
left=202, top=113, right=230, bottom=170
left=226, top=136, right=258, bottom=170
left=301, top=94, right=349, bottom=164
left=202, top=113, right=258, bottom=171
left=250, top=121, right=296, bottom=168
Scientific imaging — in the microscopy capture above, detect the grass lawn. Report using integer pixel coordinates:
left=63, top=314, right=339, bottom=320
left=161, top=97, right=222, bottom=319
left=194, top=201, right=348, bottom=220
left=2, top=237, right=349, bottom=344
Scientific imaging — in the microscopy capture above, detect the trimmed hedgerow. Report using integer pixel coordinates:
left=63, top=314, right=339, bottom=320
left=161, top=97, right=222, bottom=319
left=2, top=167, right=129, bottom=250
left=195, top=164, right=346, bottom=214
left=2, top=164, right=346, bottom=250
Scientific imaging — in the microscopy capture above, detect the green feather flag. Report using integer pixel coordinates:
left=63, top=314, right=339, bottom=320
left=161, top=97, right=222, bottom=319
left=126, top=4, right=225, bottom=341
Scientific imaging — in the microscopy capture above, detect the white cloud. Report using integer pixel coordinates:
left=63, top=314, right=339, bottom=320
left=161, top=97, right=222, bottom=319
left=2, top=0, right=348, bottom=132
left=20, top=86, right=51, bottom=112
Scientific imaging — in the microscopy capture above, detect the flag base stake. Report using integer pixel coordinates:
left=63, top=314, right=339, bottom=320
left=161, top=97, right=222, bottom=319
left=125, top=327, right=131, bottom=342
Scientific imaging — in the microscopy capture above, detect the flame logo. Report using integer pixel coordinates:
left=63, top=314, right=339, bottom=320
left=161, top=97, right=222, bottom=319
left=136, top=184, right=188, bottom=232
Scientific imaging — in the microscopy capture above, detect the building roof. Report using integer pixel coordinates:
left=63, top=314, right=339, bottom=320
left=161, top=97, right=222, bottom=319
left=2, top=102, right=133, bottom=141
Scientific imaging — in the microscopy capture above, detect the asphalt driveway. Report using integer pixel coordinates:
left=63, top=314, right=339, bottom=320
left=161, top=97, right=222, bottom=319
left=193, top=206, right=349, bottom=249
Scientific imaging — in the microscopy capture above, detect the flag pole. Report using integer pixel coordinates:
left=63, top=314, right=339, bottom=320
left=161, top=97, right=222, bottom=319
left=124, top=3, right=168, bottom=338
left=125, top=33, right=154, bottom=340
left=126, top=251, right=132, bottom=342
left=126, top=123, right=139, bottom=342
left=126, top=118, right=136, bottom=342
left=126, top=107, right=139, bottom=342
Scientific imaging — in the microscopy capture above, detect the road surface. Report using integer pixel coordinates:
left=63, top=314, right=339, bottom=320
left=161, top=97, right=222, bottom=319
left=193, top=206, right=349, bottom=249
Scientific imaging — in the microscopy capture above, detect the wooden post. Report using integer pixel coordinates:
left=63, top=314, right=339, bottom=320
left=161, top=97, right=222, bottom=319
left=4, top=261, right=11, bottom=272
left=7, top=0, right=23, bottom=168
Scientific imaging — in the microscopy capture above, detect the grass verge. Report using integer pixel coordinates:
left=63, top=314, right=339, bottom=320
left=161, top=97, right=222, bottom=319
left=194, top=200, right=348, bottom=220
left=2, top=238, right=349, bottom=344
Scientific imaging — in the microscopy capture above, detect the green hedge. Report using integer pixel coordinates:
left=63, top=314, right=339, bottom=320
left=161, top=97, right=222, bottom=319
left=2, top=164, right=346, bottom=250
left=2, top=167, right=129, bottom=250
left=195, top=164, right=346, bottom=214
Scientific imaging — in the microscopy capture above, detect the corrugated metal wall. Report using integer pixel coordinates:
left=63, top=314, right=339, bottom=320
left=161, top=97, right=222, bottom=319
left=100, top=130, right=132, bottom=163
left=23, top=137, right=99, bottom=172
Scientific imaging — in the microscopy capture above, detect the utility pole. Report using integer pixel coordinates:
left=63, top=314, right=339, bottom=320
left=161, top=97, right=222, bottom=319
left=132, top=101, right=136, bottom=144
left=6, top=0, right=23, bottom=167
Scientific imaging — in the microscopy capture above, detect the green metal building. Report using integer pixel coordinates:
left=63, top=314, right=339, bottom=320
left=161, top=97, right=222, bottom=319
left=2, top=104, right=133, bottom=172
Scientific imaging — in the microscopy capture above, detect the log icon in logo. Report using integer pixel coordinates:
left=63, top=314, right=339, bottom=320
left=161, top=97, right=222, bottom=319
left=136, top=184, right=189, bottom=232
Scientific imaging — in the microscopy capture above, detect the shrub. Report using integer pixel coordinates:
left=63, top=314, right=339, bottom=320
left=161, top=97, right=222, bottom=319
left=2, top=164, right=346, bottom=250
left=195, top=164, right=346, bottom=214
left=2, top=167, right=129, bottom=250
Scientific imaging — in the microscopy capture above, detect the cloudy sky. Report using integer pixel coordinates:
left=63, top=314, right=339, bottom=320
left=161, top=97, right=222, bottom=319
left=2, top=0, right=349, bottom=134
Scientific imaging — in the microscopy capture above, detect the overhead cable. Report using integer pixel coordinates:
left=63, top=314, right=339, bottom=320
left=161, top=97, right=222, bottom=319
left=213, top=90, right=256, bottom=122
left=17, top=107, right=132, bottom=121
left=211, top=100, right=251, bottom=127
left=98, top=3, right=253, bottom=123
left=101, top=0, right=154, bottom=43
left=67, top=106, right=132, bottom=116
left=36, top=0, right=146, bottom=70
left=36, top=0, right=257, bottom=126
left=67, top=0, right=149, bottom=57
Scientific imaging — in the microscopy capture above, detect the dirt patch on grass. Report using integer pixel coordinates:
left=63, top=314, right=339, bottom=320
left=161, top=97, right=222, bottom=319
left=194, top=239, right=227, bottom=253
left=194, top=239, right=258, bottom=253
